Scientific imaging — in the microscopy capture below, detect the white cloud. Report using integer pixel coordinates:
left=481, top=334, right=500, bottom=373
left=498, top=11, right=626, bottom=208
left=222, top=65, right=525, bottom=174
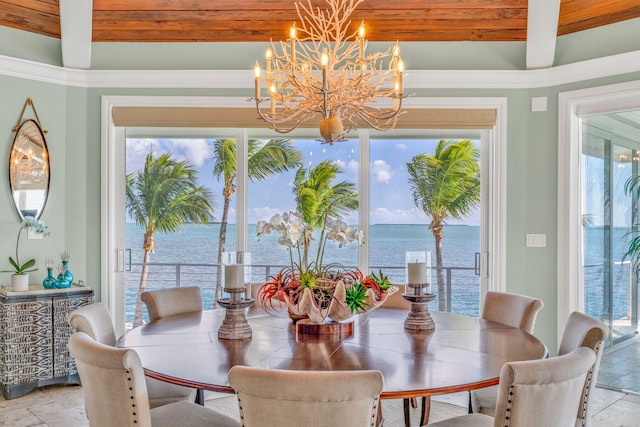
left=370, top=207, right=428, bottom=225
left=371, top=159, right=393, bottom=183
left=396, top=143, right=408, bottom=150
left=126, top=138, right=214, bottom=173
left=126, top=138, right=155, bottom=173
left=161, top=139, right=213, bottom=167
left=348, top=159, right=359, bottom=171
left=248, top=206, right=284, bottom=224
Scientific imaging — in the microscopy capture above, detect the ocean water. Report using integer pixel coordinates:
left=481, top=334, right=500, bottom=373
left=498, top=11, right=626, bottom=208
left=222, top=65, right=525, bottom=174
left=124, top=223, right=636, bottom=326
left=125, top=223, right=481, bottom=323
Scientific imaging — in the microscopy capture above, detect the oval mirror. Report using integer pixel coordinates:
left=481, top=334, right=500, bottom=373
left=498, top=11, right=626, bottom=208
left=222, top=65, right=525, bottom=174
left=8, top=119, right=50, bottom=220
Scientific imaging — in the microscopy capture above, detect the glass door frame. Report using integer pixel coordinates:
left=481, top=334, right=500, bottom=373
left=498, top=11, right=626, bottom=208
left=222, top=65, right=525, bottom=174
left=559, top=80, right=640, bottom=349
left=581, top=125, right=639, bottom=346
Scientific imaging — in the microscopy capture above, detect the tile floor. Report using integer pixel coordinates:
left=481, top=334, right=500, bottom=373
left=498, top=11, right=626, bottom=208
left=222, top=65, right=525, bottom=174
left=1, top=384, right=639, bottom=426
left=599, top=335, right=640, bottom=395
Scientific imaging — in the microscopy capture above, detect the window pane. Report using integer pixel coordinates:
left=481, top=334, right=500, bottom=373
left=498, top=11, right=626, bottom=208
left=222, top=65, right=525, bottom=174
left=248, top=138, right=359, bottom=283
left=369, top=138, right=481, bottom=315
left=124, top=136, right=234, bottom=326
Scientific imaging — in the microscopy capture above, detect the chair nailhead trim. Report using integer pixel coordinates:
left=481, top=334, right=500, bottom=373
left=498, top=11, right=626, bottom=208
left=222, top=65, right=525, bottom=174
left=502, top=384, right=515, bottom=427
left=125, top=369, right=139, bottom=424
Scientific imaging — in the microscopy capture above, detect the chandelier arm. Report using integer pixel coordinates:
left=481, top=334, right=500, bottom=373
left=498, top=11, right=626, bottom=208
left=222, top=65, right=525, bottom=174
left=255, top=105, right=316, bottom=135
left=346, top=110, right=400, bottom=132
left=347, top=99, right=404, bottom=122
left=255, top=98, right=325, bottom=131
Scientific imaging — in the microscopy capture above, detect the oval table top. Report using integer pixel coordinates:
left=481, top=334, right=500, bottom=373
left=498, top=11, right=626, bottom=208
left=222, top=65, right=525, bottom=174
left=117, top=307, right=547, bottom=399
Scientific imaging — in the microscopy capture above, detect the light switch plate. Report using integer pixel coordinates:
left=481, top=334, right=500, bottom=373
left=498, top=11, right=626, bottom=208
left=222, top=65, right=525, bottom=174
left=526, top=234, right=546, bottom=247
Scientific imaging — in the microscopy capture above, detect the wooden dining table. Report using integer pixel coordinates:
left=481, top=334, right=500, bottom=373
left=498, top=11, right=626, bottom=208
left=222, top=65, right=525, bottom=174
left=117, top=307, right=547, bottom=426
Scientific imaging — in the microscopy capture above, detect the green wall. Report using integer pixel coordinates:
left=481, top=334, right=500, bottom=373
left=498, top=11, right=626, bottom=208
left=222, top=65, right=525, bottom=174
left=2, top=25, right=640, bottom=350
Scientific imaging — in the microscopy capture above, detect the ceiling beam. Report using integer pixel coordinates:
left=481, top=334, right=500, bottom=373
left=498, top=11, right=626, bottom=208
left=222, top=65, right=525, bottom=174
left=60, top=0, right=93, bottom=69
left=526, top=0, right=561, bottom=70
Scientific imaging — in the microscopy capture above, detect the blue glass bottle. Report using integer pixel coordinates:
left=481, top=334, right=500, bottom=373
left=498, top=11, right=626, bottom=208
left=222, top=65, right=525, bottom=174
left=56, top=265, right=71, bottom=288
left=62, top=260, right=73, bottom=285
left=42, top=268, right=56, bottom=289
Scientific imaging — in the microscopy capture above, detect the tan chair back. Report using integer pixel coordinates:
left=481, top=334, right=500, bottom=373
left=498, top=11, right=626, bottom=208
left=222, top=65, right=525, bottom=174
left=481, top=291, right=543, bottom=334
left=229, top=366, right=383, bottom=427
left=493, top=347, right=596, bottom=427
left=68, top=302, right=117, bottom=346
left=141, top=286, right=202, bottom=322
left=69, top=332, right=152, bottom=427
left=559, top=311, right=608, bottom=427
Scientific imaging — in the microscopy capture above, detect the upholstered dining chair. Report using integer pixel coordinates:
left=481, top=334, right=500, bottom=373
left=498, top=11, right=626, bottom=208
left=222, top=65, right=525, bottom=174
left=479, top=290, right=544, bottom=333
left=68, top=302, right=196, bottom=409
left=228, top=366, right=384, bottom=427
left=466, top=291, right=544, bottom=415
left=471, top=310, right=607, bottom=427
left=140, top=286, right=203, bottom=322
left=69, top=332, right=240, bottom=427
left=408, top=291, right=543, bottom=425
left=427, top=347, right=597, bottom=427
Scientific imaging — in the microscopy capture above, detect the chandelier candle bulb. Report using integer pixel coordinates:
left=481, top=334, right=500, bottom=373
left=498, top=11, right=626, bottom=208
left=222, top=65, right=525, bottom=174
left=392, top=42, right=400, bottom=74
left=254, top=62, right=261, bottom=99
left=290, top=27, right=296, bottom=65
left=270, top=85, right=276, bottom=114
left=266, top=48, right=272, bottom=76
left=358, top=22, right=365, bottom=60
left=321, top=53, right=328, bottom=91
left=225, top=265, right=244, bottom=289
left=397, top=60, right=404, bottom=96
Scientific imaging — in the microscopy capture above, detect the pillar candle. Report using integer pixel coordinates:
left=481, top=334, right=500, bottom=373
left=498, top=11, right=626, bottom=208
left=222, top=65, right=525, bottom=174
left=225, top=265, right=244, bottom=289
left=408, top=262, right=426, bottom=284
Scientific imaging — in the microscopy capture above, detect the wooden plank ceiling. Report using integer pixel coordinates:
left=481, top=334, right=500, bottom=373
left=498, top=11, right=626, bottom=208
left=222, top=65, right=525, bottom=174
left=0, top=0, right=639, bottom=42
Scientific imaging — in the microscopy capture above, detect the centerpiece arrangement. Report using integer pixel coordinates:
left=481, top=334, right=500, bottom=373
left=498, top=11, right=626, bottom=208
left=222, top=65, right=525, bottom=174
left=256, top=211, right=397, bottom=324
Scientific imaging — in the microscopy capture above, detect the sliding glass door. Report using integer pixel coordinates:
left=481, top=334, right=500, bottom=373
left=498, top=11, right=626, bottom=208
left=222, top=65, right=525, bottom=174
left=581, top=119, right=639, bottom=346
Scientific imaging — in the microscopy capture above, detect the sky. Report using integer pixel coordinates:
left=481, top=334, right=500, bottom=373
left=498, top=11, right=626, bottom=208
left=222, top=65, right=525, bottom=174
left=125, top=137, right=481, bottom=226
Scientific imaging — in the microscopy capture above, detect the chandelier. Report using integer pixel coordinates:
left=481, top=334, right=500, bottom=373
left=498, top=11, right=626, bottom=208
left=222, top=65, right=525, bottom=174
left=252, top=0, right=405, bottom=145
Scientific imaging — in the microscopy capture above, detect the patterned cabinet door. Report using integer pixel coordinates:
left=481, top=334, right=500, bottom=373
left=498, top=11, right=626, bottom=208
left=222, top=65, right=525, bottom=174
left=0, top=299, right=53, bottom=386
left=53, top=293, right=94, bottom=378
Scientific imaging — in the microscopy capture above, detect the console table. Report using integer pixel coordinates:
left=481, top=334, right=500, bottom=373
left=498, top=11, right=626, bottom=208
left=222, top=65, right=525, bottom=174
left=0, top=284, right=94, bottom=399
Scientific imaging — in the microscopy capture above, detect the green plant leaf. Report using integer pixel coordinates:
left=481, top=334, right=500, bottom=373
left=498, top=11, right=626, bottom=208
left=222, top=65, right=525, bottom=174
left=21, top=259, right=36, bottom=270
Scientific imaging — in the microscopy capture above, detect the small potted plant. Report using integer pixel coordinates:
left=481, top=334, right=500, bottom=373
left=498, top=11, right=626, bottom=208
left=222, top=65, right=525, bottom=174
left=2, top=216, right=48, bottom=291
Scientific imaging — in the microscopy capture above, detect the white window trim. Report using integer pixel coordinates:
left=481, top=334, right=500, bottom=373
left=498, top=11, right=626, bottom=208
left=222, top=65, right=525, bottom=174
left=101, top=95, right=507, bottom=333
left=558, top=80, right=640, bottom=348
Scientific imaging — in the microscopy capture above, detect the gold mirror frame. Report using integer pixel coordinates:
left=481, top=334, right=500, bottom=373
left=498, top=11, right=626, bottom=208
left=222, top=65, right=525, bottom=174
left=9, top=119, right=50, bottom=220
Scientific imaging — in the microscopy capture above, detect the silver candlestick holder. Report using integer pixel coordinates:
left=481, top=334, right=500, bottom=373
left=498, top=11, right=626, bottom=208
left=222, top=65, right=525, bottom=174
left=402, top=284, right=435, bottom=331
left=218, top=288, right=254, bottom=340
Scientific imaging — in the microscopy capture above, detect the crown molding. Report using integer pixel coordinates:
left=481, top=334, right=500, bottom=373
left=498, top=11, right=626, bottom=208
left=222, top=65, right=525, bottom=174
left=1, top=49, right=639, bottom=90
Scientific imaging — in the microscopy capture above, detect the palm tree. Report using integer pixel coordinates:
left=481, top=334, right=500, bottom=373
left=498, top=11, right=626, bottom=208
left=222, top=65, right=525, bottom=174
left=212, top=138, right=302, bottom=304
left=293, top=160, right=359, bottom=269
left=126, top=153, right=215, bottom=327
left=407, top=140, right=480, bottom=312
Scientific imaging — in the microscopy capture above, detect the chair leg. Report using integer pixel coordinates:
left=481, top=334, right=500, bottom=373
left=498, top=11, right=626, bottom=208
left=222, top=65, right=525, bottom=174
left=411, top=396, right=418, bottom=409
left=376, top=400, right=384, bottom=427
left=195, top=388, right=205, bottom=405
left=403, top=398, right=412, bottom=427
left=467, top=390, right=473, bottom=413
left=419, top=396, right=431, bottom=426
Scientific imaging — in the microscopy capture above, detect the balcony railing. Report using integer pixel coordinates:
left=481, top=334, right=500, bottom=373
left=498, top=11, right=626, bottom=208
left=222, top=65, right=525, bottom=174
left=124, top=261, right=481, bottom=323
